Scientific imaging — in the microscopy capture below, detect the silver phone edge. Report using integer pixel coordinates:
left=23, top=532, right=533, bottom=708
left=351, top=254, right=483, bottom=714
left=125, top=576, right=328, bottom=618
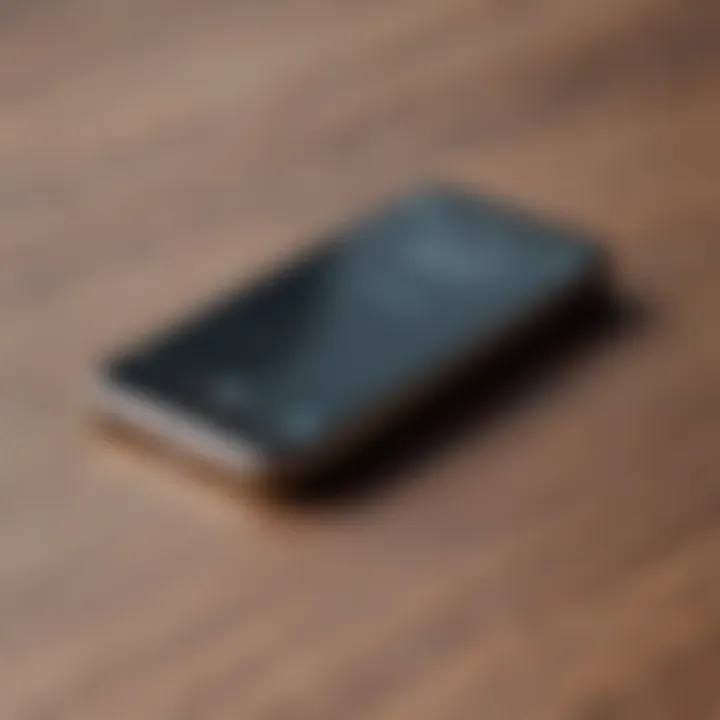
left=92, top=375, right=268, bottom=486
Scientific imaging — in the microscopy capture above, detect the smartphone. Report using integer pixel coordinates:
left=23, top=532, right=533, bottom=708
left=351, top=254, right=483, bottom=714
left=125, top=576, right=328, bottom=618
left=94, top=186, right=609, bottom=489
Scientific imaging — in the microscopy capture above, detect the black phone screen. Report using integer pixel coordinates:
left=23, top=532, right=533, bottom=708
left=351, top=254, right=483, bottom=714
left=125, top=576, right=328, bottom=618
left=106, top=187, right=603, bottom=460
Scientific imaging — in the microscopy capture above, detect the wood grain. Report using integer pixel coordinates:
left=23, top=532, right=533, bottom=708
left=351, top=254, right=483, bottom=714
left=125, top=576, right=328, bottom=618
left=2, top=0, right=720, bottom=718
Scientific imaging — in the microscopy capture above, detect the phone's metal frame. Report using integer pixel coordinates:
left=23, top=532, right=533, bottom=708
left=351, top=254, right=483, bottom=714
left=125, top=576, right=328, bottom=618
left=93, top=378, right=268, bottom=483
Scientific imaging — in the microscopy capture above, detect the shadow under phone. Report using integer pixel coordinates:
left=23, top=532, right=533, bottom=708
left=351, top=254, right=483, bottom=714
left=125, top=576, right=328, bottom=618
left=281, top=289, right=650, bottom=510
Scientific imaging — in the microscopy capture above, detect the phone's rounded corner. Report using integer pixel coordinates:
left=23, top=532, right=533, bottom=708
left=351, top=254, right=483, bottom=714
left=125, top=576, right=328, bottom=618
left=88, top=374, right=275, bottom=492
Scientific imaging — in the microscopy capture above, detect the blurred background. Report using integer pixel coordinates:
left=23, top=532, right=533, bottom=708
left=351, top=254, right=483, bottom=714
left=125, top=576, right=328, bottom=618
left=2, top=1, right=720, bottom=718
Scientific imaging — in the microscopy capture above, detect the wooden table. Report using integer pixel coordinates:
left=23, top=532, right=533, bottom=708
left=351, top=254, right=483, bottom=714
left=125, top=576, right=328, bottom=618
left=2, top=1, right=720, bottom=718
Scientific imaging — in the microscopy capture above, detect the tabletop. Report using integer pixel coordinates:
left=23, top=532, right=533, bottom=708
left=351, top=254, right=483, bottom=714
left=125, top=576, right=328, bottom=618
left=2, top=1, right=720, bottom=718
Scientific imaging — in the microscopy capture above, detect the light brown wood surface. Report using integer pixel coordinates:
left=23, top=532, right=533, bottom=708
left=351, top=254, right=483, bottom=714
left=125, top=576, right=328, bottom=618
left=2, top=1, right=720, bottom=718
